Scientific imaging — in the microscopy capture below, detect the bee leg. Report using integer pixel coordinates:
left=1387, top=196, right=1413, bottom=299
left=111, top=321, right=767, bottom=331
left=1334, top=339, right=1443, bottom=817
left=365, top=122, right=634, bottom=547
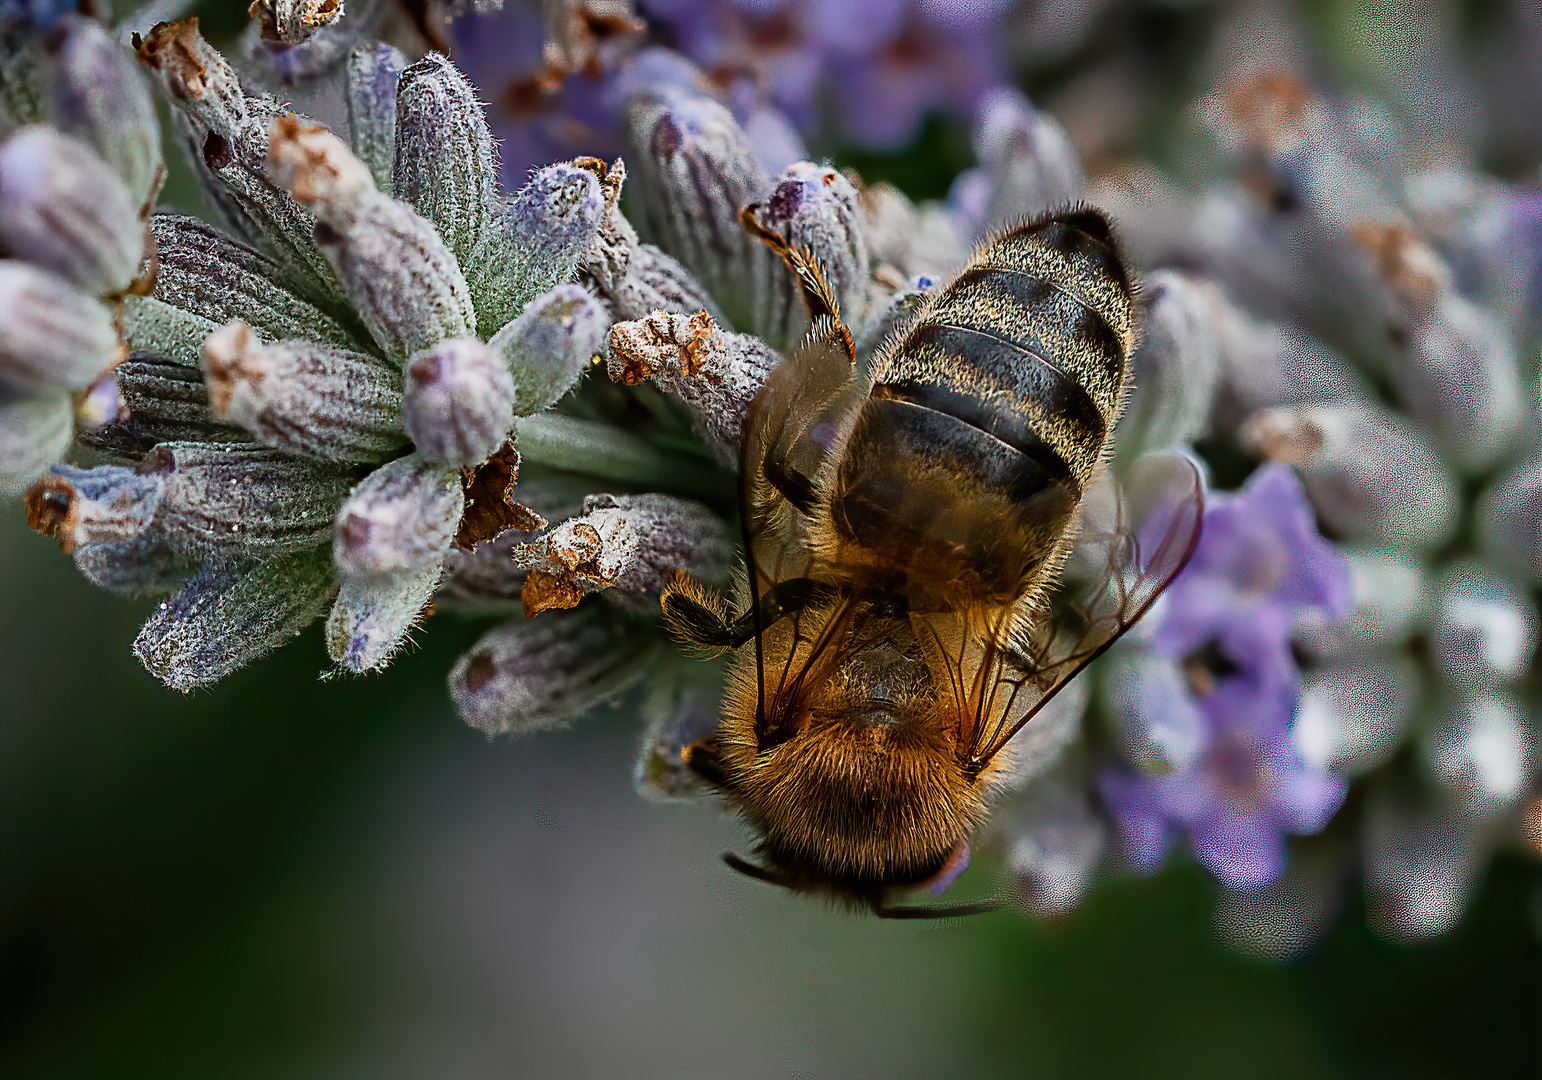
left=726, top=576, right=821, bottom=642
left=663, top=573, right=822, bottom=648
left=722, top=851, right=795, bottom=889
left=681, top=737, right=726, bottom=786
left=661, top=573, right=737, bottom=648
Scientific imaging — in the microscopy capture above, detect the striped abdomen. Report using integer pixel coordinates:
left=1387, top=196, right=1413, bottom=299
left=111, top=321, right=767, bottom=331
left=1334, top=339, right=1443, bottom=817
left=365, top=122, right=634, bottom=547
left=830, top=210, right=1134, bottom=605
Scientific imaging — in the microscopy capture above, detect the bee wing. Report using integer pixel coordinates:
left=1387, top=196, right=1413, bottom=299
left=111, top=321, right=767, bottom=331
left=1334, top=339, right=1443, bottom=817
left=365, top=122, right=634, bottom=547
left=742, top=314, right=858, bottom=523
left=738, top=313, right=860, bottom=729
left=953, top=454, right=1205, bottom=774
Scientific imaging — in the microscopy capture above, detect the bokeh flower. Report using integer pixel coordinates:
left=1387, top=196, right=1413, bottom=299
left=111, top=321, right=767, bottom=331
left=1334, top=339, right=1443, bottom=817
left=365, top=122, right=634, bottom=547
left=1100, top=464, right=1351, bottom=890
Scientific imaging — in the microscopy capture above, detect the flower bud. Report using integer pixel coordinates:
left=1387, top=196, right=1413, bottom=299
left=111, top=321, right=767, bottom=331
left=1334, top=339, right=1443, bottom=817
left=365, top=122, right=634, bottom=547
left=393, top=52, right=499, bottom=278
left=268, top=115, right=477, bottom=360
left=1422, top=691, right=1533, bottom=812
left=1215, top=839, right=1351, bottom=960
left=449, top=603, right=654, bottom=737
left=576, top=157, right=722, bottom=323
left=1292, top=548, right=1430, bottom=661
left=402, top=336, right=516, bottom=467
left=73, top=535, right=196, bottom=597
left=490, top=283, right=608, bottom=415
left=248, top=10, right=362, bottom=87
left=26, top=463, right=164, bottom=552
left=1241, top=401, right=1459, bottom=549
left=861, top=181, right=922, bottom=274
left=970, top=86, right=1082, bottom=233
left=1293, top=656, right=1421, bottom=777
left=1119, top=271, right=1222, bottom=454
left=203, top=320, right=406, bottom=463
left=50, top=14, right=163, bottom=211
left=326, top=561, right=443, bottom=672
left=483, top=160, right=607, bottom=336
left=345, top=41, right=405, bottom=194
left=1399, top=292, right=1528, bottom=473
left=136, top=20, right=341, bottom=303
left=1475, top=454, right=1542, bottom=585
left=133, top=20, right=248, bottom=149
left=0, top=262, right=118, bottom=394
left=541, top=0, right=645, bottom=80
left=625, top=91, right=772, bottom=331
left=0, top=391, right=72, bottom=500
left=0, top=126, right=141, bottom=295
left=1002, top=757, right=1106, bottom=916
left=606, top=309, right=779, bottom=454
left=1363, top=781, right=1483, bottom=940
left=909, top=202, right=973, bottom=280
left=250, top=0, right=345, bottom=45
left=332, top=453, right=462, bottom=579
left=141, top=442, right=356, bottom=557
left=854, top=274, right=937, bottom=362
left=513, top=493, right=731, bottom=615
left=1429, top=563, right=1538, bottom=688
left=436, top=477, right=587, bottom=610
left=149, top=214, right=360, bottom=348
left=606, top=242, right=724, bottom=325
left=133, top=546, right=337, bottom=690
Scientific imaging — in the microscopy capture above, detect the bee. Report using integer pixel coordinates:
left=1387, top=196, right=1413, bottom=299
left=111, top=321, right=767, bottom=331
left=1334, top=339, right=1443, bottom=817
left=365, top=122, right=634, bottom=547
left=660, top=207, right=1202, bottom=917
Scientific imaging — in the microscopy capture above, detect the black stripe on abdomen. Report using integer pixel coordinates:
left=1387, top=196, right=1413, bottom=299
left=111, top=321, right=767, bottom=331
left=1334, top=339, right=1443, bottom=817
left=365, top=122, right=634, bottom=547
left=878, top=320, right=1106, bottom=459
left=944, top=264, right=1126, bottom=392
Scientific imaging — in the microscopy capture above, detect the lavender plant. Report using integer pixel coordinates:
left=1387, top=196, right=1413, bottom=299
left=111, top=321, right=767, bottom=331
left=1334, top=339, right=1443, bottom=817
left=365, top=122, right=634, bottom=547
left=12, top=14, right=703, bottom=688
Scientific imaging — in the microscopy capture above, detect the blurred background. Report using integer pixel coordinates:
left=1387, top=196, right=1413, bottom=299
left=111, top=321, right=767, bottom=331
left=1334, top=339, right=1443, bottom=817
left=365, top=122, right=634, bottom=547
left=4, top=1, right=1542, bottom=1077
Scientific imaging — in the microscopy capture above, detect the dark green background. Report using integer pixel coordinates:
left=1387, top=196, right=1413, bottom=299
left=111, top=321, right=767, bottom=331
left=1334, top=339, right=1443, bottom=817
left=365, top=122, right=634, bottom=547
left=4, top=511, right=1540, bottom=1077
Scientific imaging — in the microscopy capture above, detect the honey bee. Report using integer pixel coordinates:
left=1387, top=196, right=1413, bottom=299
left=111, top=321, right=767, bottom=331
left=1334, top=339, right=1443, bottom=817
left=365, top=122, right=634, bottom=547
left=660, top=207, right=1202, bottom=917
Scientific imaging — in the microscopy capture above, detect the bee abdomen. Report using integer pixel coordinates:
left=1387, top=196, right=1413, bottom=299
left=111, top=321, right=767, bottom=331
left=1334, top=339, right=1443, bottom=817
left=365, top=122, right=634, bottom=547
left=871, top=210, right=1134, bottom=487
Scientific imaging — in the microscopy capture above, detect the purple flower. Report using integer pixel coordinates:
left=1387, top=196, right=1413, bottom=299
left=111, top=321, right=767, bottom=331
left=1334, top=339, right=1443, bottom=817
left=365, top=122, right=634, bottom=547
left=452, top=0, right=1008, bottom=180
left=1100, top=463, right=1353, bottom=890
left=647, top=0, right=1006, bottom=149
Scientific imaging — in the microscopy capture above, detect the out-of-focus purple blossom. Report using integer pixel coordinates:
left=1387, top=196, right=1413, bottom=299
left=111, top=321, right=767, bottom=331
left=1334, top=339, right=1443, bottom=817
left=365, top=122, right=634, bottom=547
left=1100, top=463, right=1352, bottom=891
left=452, top=0, right=1005, bottom=180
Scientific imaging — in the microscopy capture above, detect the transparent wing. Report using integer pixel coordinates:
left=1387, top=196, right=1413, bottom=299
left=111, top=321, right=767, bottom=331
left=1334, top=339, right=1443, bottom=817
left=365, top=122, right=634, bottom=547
left=939, top=454, right=1205, bottom=776
left=737, top=288, right=860, bottom=732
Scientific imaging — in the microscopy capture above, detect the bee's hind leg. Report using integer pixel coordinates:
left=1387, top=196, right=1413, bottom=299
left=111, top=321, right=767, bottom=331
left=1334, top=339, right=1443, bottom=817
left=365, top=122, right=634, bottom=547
left=661, top=572, right=822, bottom=649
